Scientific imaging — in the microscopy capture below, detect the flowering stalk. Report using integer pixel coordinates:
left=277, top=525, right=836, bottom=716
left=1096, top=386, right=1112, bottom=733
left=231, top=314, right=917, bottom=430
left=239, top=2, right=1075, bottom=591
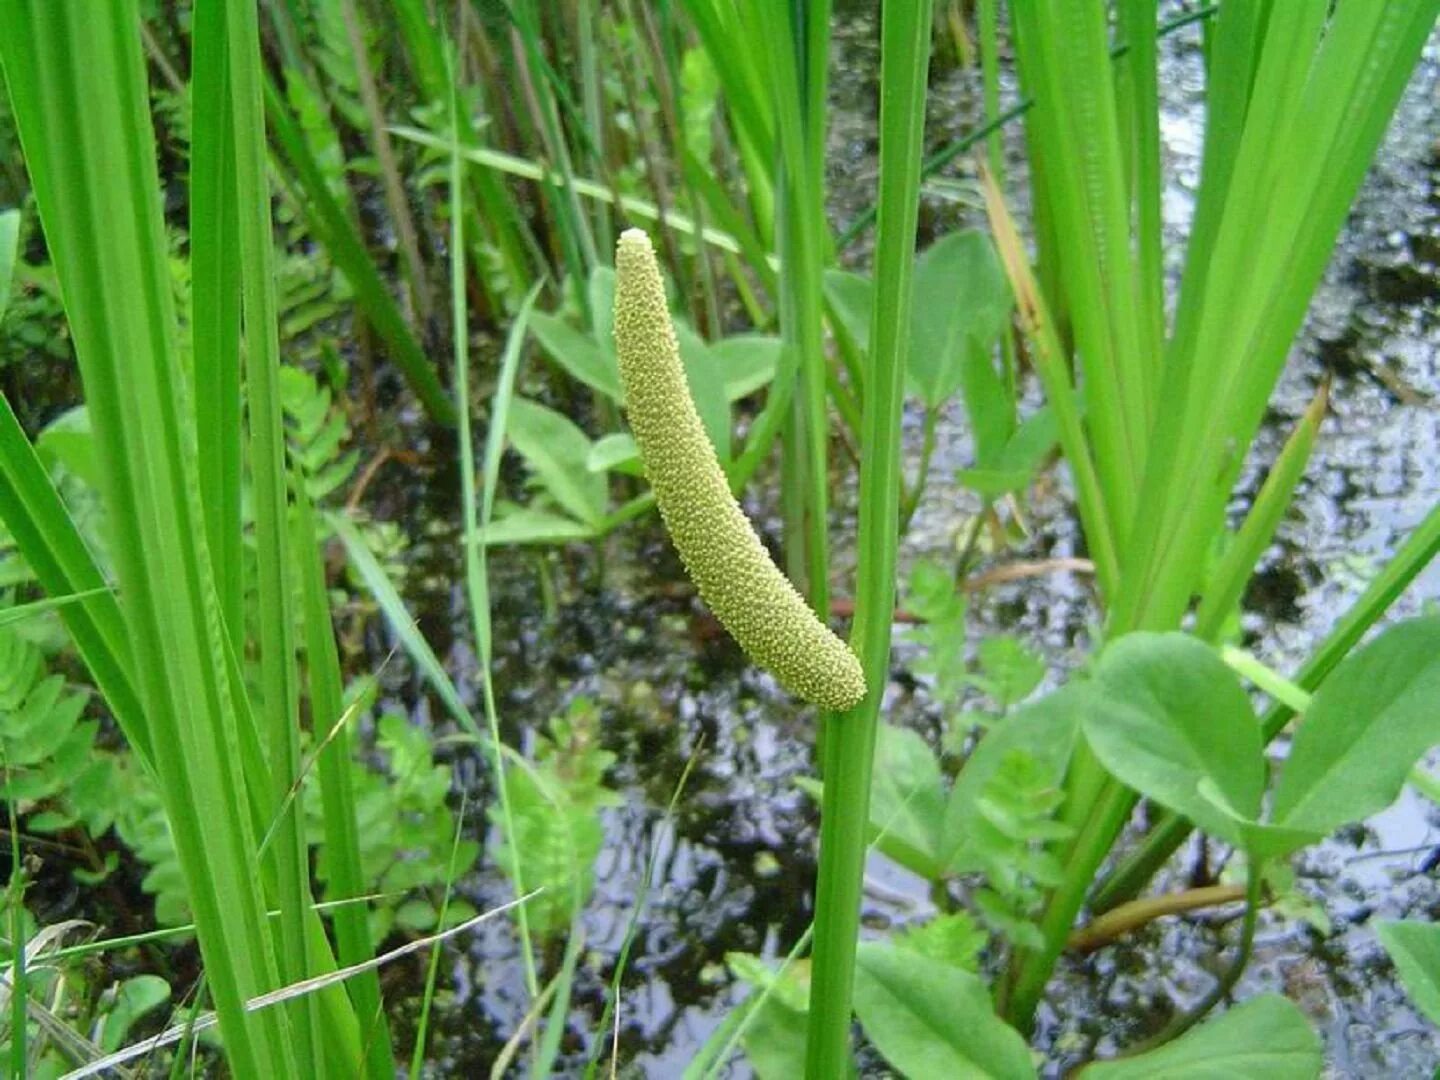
left=613, top=228, right=864, bottom=712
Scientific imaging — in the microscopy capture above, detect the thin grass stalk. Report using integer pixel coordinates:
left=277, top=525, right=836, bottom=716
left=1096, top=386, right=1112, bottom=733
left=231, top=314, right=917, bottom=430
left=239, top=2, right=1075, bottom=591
left=749, top=0, right=831, bottom=609
left=293, top=482, right=395, bottom=1080
left=5, top=754, right=26, bottom=1077
left=679, top=0, right=777, bottom=243
left=613, top=0, right=697, bottom=327
left=805, top=0, right=933, bottom=1071
left=0, top=4, right=293, bottom=1071
left=977, top=0, right=1004, bottom=180
left=410, top=792, right=470, bottom=1077
left=223, top=3, right=321, bottom=1068
left=576, top=0, right=614, bottom=256
left=392, top=0, right=536, bottom=311
left=648, top=2, right=725, bottom=336
left=449, top=51, right=543, bottom=1001
left=508, top=3, right=598, bottom=307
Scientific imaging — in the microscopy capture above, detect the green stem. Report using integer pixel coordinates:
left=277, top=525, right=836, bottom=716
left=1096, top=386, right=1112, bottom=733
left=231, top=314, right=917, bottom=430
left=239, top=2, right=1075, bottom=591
left=900, top=407, right=938, bottom=531
left=1120, top=867, right=1263, bottom=1056
left=804, top=0, right=933, bottom=1073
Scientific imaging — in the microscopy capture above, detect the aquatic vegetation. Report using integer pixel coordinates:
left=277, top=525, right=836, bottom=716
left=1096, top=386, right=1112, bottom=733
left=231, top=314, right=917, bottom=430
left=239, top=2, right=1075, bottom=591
left=0, top=1, right=1437, bottom=1076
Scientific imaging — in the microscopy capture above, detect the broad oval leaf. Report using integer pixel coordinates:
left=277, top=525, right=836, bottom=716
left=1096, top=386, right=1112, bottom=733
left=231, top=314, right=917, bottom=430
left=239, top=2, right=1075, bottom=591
left=823, top=268, right=873, bottom=354
left=528, top=310, right=622, bottom=401
left=1079, top=633, right=1265, bottom=850
left=867, top=723, right=947, bottom=881
left=506, top=398, right=608, bottom=527
left=1273, top=616, right=1440, bottom=835
left=586, top=432, right=642, bottom=476
left=1375, top=919, right=1440, bottom=1026
left=674, top=322, right=732, bottom=461
left=854, top=942, right=1034, bottom=1080
left=1082, top=994, right=1321, bottom=1079
left=906, top=229, right=1012, bottom=411
left=710, top=334, right=781, bottom=400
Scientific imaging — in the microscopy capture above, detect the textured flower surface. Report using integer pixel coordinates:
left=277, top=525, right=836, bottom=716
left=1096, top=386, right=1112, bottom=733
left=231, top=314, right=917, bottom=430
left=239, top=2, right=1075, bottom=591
left=614, top=228, right=866, bottom=711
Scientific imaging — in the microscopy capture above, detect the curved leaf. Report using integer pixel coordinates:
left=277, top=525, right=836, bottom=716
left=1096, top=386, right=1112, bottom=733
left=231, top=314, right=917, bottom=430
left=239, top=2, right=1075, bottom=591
left=1082, top=995, right=1320, bottom=1079
left=1079, top=633, right=1264, bottom=849
left=507, top=398, right=608, bottom=527
left=1375, top=919, right=1440, bottom=1026
left=529, top=311, right=622, bottom=401
left=854, top=942, right=1034, bottom=1080
left=1273, top=616, right=1440, bottom=834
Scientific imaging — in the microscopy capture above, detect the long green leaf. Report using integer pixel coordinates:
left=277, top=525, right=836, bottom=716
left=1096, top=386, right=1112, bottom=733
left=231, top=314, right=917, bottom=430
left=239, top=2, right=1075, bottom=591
left=0, top=5, right=292, bottom=1071
left=224, top=2, right=320, bottom=1066
left=293, top=481, right=395, bottom=1080
left=189, top=0, right=243, bottom=649
left=0, top=394, right=146, bottom=759
left=0, top=208, right=18, bottom=321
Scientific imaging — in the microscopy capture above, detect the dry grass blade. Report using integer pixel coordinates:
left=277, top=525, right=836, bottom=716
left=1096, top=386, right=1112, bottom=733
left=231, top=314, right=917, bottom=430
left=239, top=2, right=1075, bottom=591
left=59, top=890, right=543, bottom=1080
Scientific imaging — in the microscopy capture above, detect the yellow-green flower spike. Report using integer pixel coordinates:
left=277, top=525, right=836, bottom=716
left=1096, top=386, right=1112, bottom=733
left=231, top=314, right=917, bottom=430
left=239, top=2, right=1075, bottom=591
left=614, top=228, right=867, bottom=711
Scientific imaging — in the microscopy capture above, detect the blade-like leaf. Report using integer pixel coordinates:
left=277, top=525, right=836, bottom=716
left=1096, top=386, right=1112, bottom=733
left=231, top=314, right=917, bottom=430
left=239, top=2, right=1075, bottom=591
left=0, top=209, right=19, bottom=322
